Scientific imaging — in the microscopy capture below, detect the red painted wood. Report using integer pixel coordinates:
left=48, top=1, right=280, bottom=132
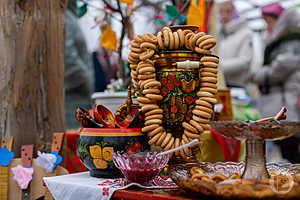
left=21, top=145, right=33, bottom=167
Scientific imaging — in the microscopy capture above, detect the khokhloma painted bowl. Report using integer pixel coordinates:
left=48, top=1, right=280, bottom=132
left=76, top=128, right=148, bottom=178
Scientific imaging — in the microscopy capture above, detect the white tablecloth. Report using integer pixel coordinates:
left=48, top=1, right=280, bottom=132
left=43, top=172, right=177, bottom=200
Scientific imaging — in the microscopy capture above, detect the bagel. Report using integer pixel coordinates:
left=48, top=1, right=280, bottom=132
left=144, top=33, right=157, bottom=44
left=145, top=94, right=163, bottom=101
left=142, top=88, right=161, bottom=95
left=168, top=31, right=175, bottom=49
left=147, top=126, right=163, bottom=137
left=140, top=42, right=157, bottom=50
left=199, top=38, right=217, bottom=49
left=189, top=119, right=204, bottom=132
left=200, top=82, right=217, bottom=89
left=134, top=34, right=144, bottom=43
left=137, top=96, right=153, bottom=104
left=192, top=32, right=205, bottom=46
left=157, top=31, right=165, bottom=50
left=174, top=138, right=180, bottom=156
left=200, top=77, right=217, bottom=84
left=195, top=105, right=213, bottom=114
left=145, top=114, right=163, bottom=122
left=144, top=80, right=161, bottom=89
left=161, top=133, right=172, bottom=148
left=164, top=136, right=174, bottom=151
left=140, top=79, right=155, bottom=89
left=202, top=61, right=218, bottom=68
left=173, top=31, right=179, bottom=49
left=200, top=56, right=219, bottom=63
left=139, top=49, right=155, bottom=61
left=184, top=129, right=200, bottom=139
left=200, top=71, right=217, bottom=78
left=148, top=132, right=162, bottom=145
left=162, top=29, right=169, bottom=48
left=193, top=109, right=212, bottom=119
left=200, top=68, right=218, bottom=74
left=195, top=47, right=211, bottom=54
left=199, top=87, right=217, bottom=94
left=182, top=134, right=191, bottom=143
left=196, top=35, right=213, bottom=46
left=141, top=104, right=159, bottom=113
left=138, top=73, right=156, bottom=80
left=130, top=46, right=142, bottom=53
left=145, top=108, right=163, bottom=117
left=156, top=131, right=167, bottom=146
left=192, top=115, right=209, bottom=123
left=145, top=119, right=162, bottom=126
left=138, top=66, right=156, bottom=74
left=182, top=122, right=198, bottom=133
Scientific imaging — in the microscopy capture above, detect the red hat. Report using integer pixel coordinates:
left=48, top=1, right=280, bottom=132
left=262, top=3, right=285, bottom=18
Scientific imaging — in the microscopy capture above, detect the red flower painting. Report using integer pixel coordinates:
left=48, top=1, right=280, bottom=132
left=160, top=77, right=167, bottom=87
left=167, top=82, right=175, bottom=90
left=185, top=96, right=194, bottom=105
left=171, top=106, right=178, bottom=113
left=168, top=73, right=175, bottom=80
left=161, top=87, right=168, bottom=96
left=174, top=79, right=180, bottom=87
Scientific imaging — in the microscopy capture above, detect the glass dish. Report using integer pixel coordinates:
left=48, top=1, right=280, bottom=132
left=112, top=151, right=169, bottom=185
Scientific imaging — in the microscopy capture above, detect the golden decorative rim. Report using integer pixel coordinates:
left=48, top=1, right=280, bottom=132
left=80, top=132, right=142, bottom=137
left=169, top=25, right=199, bottom=32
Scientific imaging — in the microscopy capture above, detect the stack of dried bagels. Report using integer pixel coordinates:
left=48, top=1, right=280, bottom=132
left=128, top=26, right=218, bottom=158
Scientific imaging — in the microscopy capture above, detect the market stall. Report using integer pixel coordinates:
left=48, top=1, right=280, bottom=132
left=1, top=1, right=300, bottom=200
left=43, top=22, right=300, bottom=199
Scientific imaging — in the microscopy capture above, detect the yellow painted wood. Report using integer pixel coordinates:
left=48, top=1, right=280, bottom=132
left=0, top=166, right=9, bottom=200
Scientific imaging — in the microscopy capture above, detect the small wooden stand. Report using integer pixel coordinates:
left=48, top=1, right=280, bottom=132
left=0, top=137, right=14, bottom=200
left=44, top=132, right=65, bottom=200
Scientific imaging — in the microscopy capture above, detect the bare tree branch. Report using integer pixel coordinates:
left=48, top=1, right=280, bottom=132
left=103, top=0, right=119, bottom=12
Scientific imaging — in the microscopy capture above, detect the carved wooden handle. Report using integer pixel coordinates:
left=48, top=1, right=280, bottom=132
left=256, top=107, right=287, bottom=123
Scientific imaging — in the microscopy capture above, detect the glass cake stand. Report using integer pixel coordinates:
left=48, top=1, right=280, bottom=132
left=210, top=121, right=300, bottom=181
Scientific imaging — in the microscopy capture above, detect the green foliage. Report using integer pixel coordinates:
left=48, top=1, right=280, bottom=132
left=166, top=5, right=180, bottom=18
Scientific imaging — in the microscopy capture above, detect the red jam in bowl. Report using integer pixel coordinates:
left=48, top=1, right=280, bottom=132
left=112, top=152, right=169, bottom=185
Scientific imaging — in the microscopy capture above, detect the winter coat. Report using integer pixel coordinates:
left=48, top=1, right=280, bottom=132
left=253, top=8, right=300, bottom=121
left=65, top=10, right=94, bottom=129
left=218, top=17, right=253, bottom=88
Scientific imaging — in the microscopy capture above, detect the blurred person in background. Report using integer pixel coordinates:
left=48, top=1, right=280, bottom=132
left=252, top=3, right=300, bottom=163
left=218, top=0, right=254, bottom=89
left=65, top=0, right=94, bottom=129
left=92, top=23, right=118, bottom=92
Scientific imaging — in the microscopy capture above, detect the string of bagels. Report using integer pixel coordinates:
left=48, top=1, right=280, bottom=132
left=128, top=26, right=219, bottom=158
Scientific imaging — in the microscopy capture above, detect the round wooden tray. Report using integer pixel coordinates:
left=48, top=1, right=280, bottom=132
left=169, top=162, right=300, bottom=199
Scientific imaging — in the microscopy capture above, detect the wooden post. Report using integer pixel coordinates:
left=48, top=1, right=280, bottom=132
left=0, top=0, right=67, bottom=156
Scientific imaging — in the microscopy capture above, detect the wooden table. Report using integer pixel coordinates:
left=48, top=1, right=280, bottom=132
left=112, top=188, right=201, bottom=200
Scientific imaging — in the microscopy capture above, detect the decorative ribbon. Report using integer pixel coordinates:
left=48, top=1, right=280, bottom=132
left=11, top=165, right=34, bottom=189
left=36, top=151, right=57, bottom=173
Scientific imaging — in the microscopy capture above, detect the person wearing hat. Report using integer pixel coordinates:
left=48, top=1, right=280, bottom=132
left=252, top=3, right=300, bottom=163
left=218, top=0, right=254, bottom=89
